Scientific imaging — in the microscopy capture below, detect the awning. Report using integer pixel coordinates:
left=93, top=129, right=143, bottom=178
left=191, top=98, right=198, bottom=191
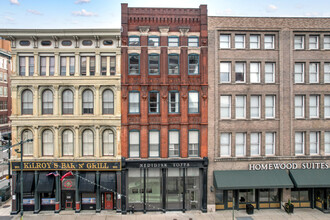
left=289, top=169, right=330, bottom=188
left=79, top=172, right=95, bottom=193
left=15, top=172, right=34, bottom=193
left=100, top=173, right=116, bottom=193
left=214, top=170, right=293, bottom=190
left=36, top=172, right=55, bottom=193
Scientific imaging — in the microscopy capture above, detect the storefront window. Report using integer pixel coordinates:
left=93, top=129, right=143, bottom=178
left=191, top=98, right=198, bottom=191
left=239, top=189, right=255, bottom=203
left=291, top=190, right=299, bottom=201
left=185, top=168, right=201, bottom=210
left=215, top=190, right=224, bottom=204
left=228, top=190, right=233, bottom=202
left=146, top=169, right=162, bottom=210
left=291, top=189, right=310, bottom=203
left=166, top=168, right=183, bottom=210
left=259, top=189, right=279, bottom=202
left=128, top=169, right=144, bottom=210
left=300, top=190, right=309, bottom=201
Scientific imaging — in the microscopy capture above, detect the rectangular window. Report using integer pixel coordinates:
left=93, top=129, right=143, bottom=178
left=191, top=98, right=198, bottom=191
left=129, top=92, right=140, bottom=113
left=128, top=36, right=140, bottom=46
left=110, top=56, right=116, bottom=75
left=220, top=95, right=231, bottom=119
left=19, top=57, right=26, bottom=76
left=168, top=37, right=179, bottom=47
left=4, top=73, right=7, bottom=82
left=250, top=133, right=260, bottom=156
left=4, top=87, right=7, bottom=97
left=220, top=133, right=231, bottom=157
left=149, top=92, right=160, bottom=113
left=265, top=132, right=275, bottom=155
left=250, top=35, right=260, bottom=49
left=235, top=62, right=246, bottom=82
left=80, top=56, right=87, bottom=75
left=325, top=132, right=330, bottom=154
left=101, top=56, right=116, bottom=76
left=324, top=36, right=330, bottom=49
left=101, top=56, right=107, bottom=76
left=60, top=57, right=67, bottom=76
left=188, top=91, right=199, bottom=113
left=235, top=95, right=246, bottom=119
left=250, top=95, right=261, bottom=119
left=148, top=37, right=159, bottom=47
left=188, top=130, right=199, bottom=157
left=265, top=63, right=275, bottom=83
left=168, top=54, right=179, bottom=75
left=310, top=132, right=319, bottom=155
left=294, top=35, right=304, bottom=49
left=250, top=62, right=260, bottom=83
left=188, top=37, right=199, bottom=47
left=169, top=130, right=179, bottom=157
left=220, top=62, right=231, bottom=83
left=325, top=95, right=330, bottom=118
left=235, top=133, right=246, bottom=157
left=294, top=63, right=304, bottom=83
left=148, top=54, right=159, bottom=75
left=295, top=132, right=304, bottom=155
left=49, top=56, right=55, bottom=76
left=60, top=56, right=75, bottom=76
left=309, top=63, right=319, bottom=83
left=129, top=131, right=140, bottom=158
left=169, top=91, right=179, bottom=113
left=309, top=36, right=319, bottom=49
left=220, top=34, right=231, bottom=48
left=264, top=35, right=275, bottom=49
left=188, top=54, right=199, bottom=75
left=295, top=95, right=305, bottom=118
left=309, top=95, right=319, bottom=118
left=70, top=57, right=75, bottom=75
left=149, top=131, right=159, bottom=157
left=129, top=54, right=140, bottom=75
left=325, top=63, right=330, bottom=83
left=265, top=95, right=275, bottom=118
left=40, top=57, right=46, bottom=76
left=28, top=57, right=34, bottom=76
left=235, top=35, right=245, bottom=49
left=89, top=56, right=95, bottom=75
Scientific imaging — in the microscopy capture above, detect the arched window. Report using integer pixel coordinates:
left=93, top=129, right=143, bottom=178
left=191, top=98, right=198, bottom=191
left=82, top=129, right=94, bottom=156
left=102, top=90, right=114, bottom=114
left=42, top=129, right=53, bottom=156
left=62, top=90, right=74, bottom=114
left=82, top=90, right=94, bottom=114
left=42, top=90, right=53, bottom=114
left=22, top=90, right=33, bottom=115
left=62, top=130, right=74, bottom=156
left=103, top=130, right=114, bottom=156
left=22, top=130, right=33, bottom=156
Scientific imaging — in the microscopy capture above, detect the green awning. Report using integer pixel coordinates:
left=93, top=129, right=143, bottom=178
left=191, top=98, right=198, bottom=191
left=214, top=170, right=293, bottom=190
left=289, top=169, right=330, bottom=188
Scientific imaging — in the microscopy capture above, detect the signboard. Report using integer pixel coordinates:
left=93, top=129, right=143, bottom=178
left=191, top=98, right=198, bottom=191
left=41, top=198, right=55, bottom=205
left=23, top=198, right=35, bottom=205
left=249, top=162, right=329, bottom=171
left=125, top=159, right=207, bottom=169
left=11, top=161, right=121, bottom=171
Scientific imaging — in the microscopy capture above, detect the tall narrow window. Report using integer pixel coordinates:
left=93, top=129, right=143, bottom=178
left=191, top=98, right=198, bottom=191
left=169, top=130, right=179, bottom=157
left=129, top=92, right=140, bottom=113
left=220, top=34, right=231, bottom=49
left=220, top=95, right=231, bottom=119
left=110, top=56, right=116, bottom=75
left=149, top=92, right=160, bottom=113
left=250, top=133, right=260, bottom=156
left=295, top=95, right=305, bottom=118
left=235, top=62, right=246, bottom=82
left=40, top=57, right=46, bottom=76
left=80, top=56, right=87, bottom=75
left=101, top=56, right=107, bottom=76
left=69, top=57, right=75, bottom=75
left=60, top=57, right=67, bottom=76
left=82, top=129, right=94, bottom=156
left=22, top=90, right=33, bottom=115
left=129, top=131, right=140, bottom=158
left=220, top=133, right=231, bottom=157
left=309, top=132, right=319, bottom=155
left=89, top=56, right=95, bottom=75
left=235, top=95, right=246, bottom=119
left=295, top=132, right=304, bottom=155
left=265, top=95, right=275, bottom=118
left=103, top=130, right=114, bottom=156
left=250, top=95, right=260, bottom=119
left=294, top=36, right=304, bottom=49
left=148, top=54, right=159, bottom=75
left=19, top=57, right=26, bottom=76
left=188, top=37, right=199, bottom=47
left=168, top=54, right=179, bottom=75
left=188, top=54, right=199, bottom=75
left=294, top=63, right=304, bottom=83
left=29, top=57, right=34, bottom=76
left=220, top=62, right=231, bottom=83
left=325, top=95, right=330, bottom=118
left=22, top=130, right=33, bottom=156
left=250, top=62, right=260, bottom=83
left=188, top=91, right=199, bottom=113
left=42, top=129, right=54, bottom=156
left=265, top=63, right=275, bottom=83
left=62, top=130, right=74, bottom=156
left=188, top=130, right=199, bottom=157
left=265, top=132, right=275, bottom=155
left=264, top=35, right=275, bottom=49
left=42, top=90, right=53, bottom=114
left=325, top=63, right=330, bottom=83
left=102, top=90, right=114, bottom=114
left=169, top=91, right=179, bottom=113
left=62, top=90, right=73, bottom=114
left=309, top=36, right=319, bottom=49
left=235, top=35, right=245, bottom=49
left=309, top=95, right=319, bottom=118
left=250, top=35, right=260, bottom=49
left=324, top=36, right=330, bottom=49
left=309, top=63, right=319, bottom=83
left=149, top=131, right=159, bottom=157
left=82, top=90, right=94, bottom=114
left=325, top=132, right=330, bottom=154
left=129, top=54, right=139, bottom=75
left=235, top=133, right=246, bottom=157
left=49, top=57, right=55, bottom=76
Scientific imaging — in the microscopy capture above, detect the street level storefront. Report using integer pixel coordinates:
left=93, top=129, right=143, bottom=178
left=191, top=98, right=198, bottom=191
left=10, top=160, right=121, bottom=214
left=121, top=158, right=208, bottom=214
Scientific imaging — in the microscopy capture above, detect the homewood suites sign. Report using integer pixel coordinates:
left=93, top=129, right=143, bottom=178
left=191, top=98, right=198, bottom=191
left=249, top=162, right=329, bottom=171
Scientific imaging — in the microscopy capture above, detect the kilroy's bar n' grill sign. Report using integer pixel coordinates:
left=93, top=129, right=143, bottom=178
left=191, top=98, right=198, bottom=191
left=11, top=161, right=121, bottom=171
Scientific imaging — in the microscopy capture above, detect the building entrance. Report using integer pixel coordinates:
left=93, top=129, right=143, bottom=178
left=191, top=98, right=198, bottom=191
left=104, top=193, right=114, bottom=210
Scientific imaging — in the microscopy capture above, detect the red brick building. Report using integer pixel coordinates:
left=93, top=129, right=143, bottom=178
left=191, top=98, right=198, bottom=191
left=120, top=4, right=208, bottom=213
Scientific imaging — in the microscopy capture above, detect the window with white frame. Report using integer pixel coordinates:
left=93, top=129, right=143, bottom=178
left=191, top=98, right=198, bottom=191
left=82, top=129, right=94, bottom=156
left=42, top=129, right=54, bottom=156
left=40, top=56, right=55, bottom=76
left=294, top=63, right=304, bottom=83
left=149, top=91, right=160, bottom=113
left=265, top=63, right=275, bottom=83
left=168, top=37, right=179, bottom=47
left=265, top=95, right=275, bottom=118
left=309, top=95, right=319, bottom=118
left=129, top=131, right=140, bottom=158
left=325, top=132, right=330, bottom=154
left=62, top=90, right=74, bottom=114
left=309, top=36, right=319, bottom=49
left=294, top=35, right=304, bottom=49
left=235, top=35, right=245, bottom=49
left=22, top=90, right=33, bottom=115
left=220, top=95, right=231, bottom=119
left=62, top=129, right=74, bottom=156
left=250, top=62, right=260, bottom=83
left=188, top=37, right=199, bottom=47
left=22, top=130, right=33, bottom=156
left=60, top=56, right=75, bottom=76
left=102, top=89, right=114, bottom=114
left=295, top=95, right=305, bottom=118
left=19, top=57, right=26, bottom=76
left=295, top=132, right=304, bottom=155
left=325, top=95, right=330, bottom=118
left=188, top=130, right=199, bottom=157
left=220, top=133, right=231, bottom=157
left=4, top=73, right=7, bottom=82
left=128, top=36, right=140, bottom=46
left=168, top=91, right=179, bottom=113
left=129, top=92, right=140, bottom=113
left=220, top=62, right=231, bottom=83
left=250, top=35, right=260, bottom=49
left=235, top=95, right=246, bottom=119
left=265, top=132, right=275, bottom=155
left=101, top=56, right=116, bottom=76
left=82, top=89, right=94, bottom=114
left=309, top=132, right=319, bottom=155
left=42, top=90, right=53, bottom=114
left=220, top=34, right=231, bottom=48
left=148, top=36, right=159, bottom=47
left=235, top=62, right=246, bottom=82
left=250, top=133, right=260, bottom=156
left=4, top=87, right=7, bottom=97
left=264, top=35, right=275, bottom=49
left=324, top=36, right=330, bottom=49
left=324, top=63, right=330, bottom=83
left=235, top=133, right=246, bottom=157
left=250, top=95, right=261, bottom=119
left=149, top=131, right=159, bottom=157
left=103, top=129, right=114, bottom=156
left=309, top=63, right=319, bottom=83
left=169, top=130, right=179, bottom=157
left=188, top=91, right=199, bottom=113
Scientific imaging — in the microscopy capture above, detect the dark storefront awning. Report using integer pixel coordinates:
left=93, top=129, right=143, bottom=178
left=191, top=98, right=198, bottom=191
left=15, top=172, right=34, bottom=193
left=214, top=170, right=293, bottom=190
left=79, top=172, right=96, bottom=193
left=36, top=172, right=55, bottom=193
left=100, top=173, right=116, bottom=193
left=289, top=169, right=330, bottom=188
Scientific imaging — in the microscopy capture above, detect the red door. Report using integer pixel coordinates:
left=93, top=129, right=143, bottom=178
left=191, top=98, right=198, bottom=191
left=104, top=193, right=113, bottom=209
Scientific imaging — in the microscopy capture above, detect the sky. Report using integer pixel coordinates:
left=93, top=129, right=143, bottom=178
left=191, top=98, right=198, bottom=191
left=0, top=0, right=329, bottom=29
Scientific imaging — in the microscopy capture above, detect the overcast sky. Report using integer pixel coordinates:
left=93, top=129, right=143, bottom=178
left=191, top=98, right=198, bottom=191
left=0, top=0, right=329, bottom=29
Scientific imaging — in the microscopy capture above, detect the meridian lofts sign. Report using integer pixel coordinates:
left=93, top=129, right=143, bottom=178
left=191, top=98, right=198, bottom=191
left=249, top=162, right=329, bottom=171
